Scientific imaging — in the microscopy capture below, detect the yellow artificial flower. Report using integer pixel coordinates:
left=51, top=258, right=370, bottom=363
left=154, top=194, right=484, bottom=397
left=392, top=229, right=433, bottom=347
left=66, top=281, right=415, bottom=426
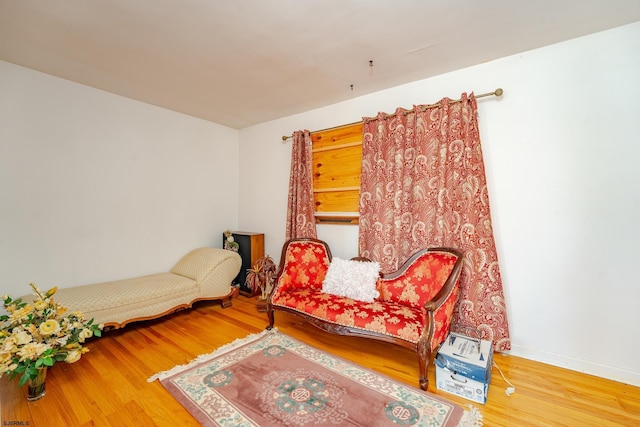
left=17, top=342, right=48, bottom=362
left=55, top=335, right=70, bottom=347
left=8, top=305, right=33, bottom=323
left=0, top=361, right=18, bottom=376
left=13, top=330, right=33, bottom=346
left=78, top=328, right=93, bottom=342
left=45, top=287, right=58, bottom=298
left=39, top=319, right=61, bottom=336
left=1, top=336, right=17, bottom=352
left=34, top=300, right=48, bottom=311
left=65, top=349, right=81, bottom=363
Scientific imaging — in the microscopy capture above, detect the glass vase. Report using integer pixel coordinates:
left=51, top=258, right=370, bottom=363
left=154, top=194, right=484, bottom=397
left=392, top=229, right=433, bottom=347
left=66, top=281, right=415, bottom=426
left=27, top=367, right=47, bottom=401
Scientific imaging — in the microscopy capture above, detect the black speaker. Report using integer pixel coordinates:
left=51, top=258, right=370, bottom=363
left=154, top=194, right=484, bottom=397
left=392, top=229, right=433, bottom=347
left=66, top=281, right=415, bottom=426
left=223, top=231, right=264, bottom=296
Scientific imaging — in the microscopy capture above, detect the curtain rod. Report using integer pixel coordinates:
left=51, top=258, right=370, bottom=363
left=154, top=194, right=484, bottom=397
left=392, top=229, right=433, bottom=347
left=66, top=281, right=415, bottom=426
left=281, top=88, right=503, bottom=141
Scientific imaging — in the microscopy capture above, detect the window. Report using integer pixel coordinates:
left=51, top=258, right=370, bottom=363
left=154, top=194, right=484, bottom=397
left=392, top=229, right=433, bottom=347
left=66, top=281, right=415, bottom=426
left=311, top=122, right=363, bottom=224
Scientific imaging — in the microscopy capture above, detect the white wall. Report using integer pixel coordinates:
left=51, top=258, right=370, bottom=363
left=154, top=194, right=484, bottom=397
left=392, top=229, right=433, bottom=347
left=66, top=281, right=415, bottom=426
left=239, top=22, right=640, bottom=386
left=0, top=61, right=240, bottom=298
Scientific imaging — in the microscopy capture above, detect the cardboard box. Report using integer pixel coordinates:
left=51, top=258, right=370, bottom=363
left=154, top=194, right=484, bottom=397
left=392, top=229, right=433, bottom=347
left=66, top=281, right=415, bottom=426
left=435, top=333, right=493, bottom=404
left=435, top=365, right=490, bottom=404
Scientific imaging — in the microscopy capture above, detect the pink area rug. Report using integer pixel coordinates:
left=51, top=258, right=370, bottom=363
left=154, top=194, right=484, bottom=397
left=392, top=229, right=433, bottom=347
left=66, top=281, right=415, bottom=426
left=149, top=330, right=482, bottom=426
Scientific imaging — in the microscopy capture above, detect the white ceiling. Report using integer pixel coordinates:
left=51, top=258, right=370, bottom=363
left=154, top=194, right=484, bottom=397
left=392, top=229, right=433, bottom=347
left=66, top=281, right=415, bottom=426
left=1, top=1, right=639, bottom=129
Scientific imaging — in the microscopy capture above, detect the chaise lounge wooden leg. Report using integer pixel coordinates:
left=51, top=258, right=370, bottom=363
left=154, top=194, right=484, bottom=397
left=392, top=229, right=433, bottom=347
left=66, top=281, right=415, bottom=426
left=220, top=287, right=240, bottom=309
left=220, top=296, right=233, bottom=308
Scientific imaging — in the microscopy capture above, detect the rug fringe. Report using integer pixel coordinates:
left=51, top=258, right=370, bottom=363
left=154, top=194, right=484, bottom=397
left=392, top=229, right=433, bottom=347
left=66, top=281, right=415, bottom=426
left=147, top=328, right=278, bottom=383
left=457, top=404, right=483, bottom=427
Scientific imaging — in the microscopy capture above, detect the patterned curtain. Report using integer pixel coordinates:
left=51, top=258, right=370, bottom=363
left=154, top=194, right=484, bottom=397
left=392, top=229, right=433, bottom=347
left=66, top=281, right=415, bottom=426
left=358, top=94, right=510, bottom=351
left=285, top=130, right=317, bottom=240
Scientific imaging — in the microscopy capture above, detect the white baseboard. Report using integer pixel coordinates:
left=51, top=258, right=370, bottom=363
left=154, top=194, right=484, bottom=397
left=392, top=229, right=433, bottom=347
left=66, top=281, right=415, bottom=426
left=508, top=344, right=640, bottom=388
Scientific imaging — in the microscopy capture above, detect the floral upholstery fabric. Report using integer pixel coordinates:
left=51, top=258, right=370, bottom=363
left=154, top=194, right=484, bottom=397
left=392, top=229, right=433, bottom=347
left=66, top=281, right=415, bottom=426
left=273, top=289, right=426, bottom=343
left=376, top=251, right=456, bottom=308
left=272, top=240, right=331, bottom=294
left=433, top=284, right=459, bottom=349
left=377, top=251, right=459, bottom=348
left=272, top=241, right=459, bottom=350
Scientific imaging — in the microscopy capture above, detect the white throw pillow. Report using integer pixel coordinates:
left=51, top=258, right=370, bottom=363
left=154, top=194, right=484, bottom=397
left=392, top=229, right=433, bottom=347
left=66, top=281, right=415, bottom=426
left=321, top=257, right=381, bottom=302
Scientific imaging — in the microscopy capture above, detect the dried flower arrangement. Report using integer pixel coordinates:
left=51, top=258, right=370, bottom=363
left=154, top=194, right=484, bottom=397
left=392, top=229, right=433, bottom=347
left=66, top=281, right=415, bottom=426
left=245, top=255, right=277, bottom=299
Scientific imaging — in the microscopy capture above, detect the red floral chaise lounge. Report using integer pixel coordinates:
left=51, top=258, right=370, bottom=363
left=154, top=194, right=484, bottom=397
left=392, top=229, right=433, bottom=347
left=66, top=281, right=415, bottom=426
left=266, top=238, right=463, bottom=390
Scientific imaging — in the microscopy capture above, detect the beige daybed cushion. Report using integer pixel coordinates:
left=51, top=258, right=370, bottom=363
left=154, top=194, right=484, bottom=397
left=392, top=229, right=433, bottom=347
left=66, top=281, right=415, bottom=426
left=22, top=247, right=241, bottom=327
left=52, top=272, right=198, bottom=327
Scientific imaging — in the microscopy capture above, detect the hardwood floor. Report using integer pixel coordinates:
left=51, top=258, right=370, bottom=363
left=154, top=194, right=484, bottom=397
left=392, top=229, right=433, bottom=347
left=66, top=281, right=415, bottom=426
left=2, top=296, right=639, bottom=426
